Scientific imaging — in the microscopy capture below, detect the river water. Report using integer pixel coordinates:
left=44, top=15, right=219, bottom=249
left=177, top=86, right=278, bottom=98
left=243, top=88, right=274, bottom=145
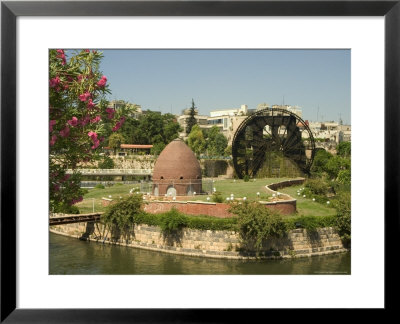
left=49, top=232, right=351, bottom=275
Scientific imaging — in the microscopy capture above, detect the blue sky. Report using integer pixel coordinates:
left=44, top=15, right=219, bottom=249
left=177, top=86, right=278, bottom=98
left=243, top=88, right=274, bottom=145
left=98, top=49, right=350, bottom=124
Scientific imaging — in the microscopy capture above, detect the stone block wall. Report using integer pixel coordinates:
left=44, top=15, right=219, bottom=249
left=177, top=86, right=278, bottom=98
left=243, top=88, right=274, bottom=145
left=50, top=222, right=346, bottom=260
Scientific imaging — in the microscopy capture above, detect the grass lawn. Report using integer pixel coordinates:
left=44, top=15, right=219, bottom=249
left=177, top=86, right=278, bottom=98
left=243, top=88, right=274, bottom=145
left=278, top=185, right=337, bottom=218
left=75, top=179, right=337, bottom=218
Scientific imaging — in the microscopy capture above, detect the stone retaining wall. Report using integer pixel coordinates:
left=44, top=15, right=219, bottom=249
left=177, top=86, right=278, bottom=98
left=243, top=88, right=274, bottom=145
left=50, top=222, right=346, bottom=260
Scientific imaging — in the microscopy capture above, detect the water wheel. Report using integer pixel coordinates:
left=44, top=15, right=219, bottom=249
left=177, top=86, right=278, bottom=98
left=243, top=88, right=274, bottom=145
left=232, top=108, right=315, bottom=178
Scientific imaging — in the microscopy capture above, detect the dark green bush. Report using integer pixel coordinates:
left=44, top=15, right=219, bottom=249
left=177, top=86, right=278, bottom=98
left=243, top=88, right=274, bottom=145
left=230, top=202, right=287, bottom=251
left=102, top=194, right=142, bottom=229
left=94, top=183, right=105, bottom=189
left=98, top=156, right=114, bottom=169
left=212, top=191, right=224, bottom=203
left=186, top=215, right=237, bottom=231
left=305, top=178, right=330, bottom=196
left=158, top=208, right=188, bottom=233
left=285, top=215, right=336, bottom=232
left=332, top=192, right=351, bottom=247
left=243, top=175, right=250, bottom=182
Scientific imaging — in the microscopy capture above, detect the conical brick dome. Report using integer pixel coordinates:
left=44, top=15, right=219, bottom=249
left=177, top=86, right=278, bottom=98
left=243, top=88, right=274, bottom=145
left=152, top=139, right=202, bottom=196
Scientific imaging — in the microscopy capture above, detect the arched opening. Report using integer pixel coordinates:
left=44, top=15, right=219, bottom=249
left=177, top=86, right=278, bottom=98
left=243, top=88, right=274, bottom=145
left=166, top=185, right=177, bottom=197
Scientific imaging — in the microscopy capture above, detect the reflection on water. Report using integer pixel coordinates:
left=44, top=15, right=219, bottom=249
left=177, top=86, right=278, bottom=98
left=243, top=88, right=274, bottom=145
left=49, top=232, right=351, bottom=275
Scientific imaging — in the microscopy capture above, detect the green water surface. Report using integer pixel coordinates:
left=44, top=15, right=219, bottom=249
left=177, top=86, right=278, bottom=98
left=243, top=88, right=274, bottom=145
left=49, top=232, right=350, bottom=275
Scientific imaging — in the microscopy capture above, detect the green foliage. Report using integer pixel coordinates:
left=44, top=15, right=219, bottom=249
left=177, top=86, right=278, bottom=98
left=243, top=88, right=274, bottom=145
left=337, top=141, right=351, bottom=158
left=108, top=133, right=125, bottom=154
left=186, top=99, right=198, bottom=135
left=101, top=194, right=143, bottom=229
left=333, top=191, right=351, bottom=246
left=230, top=202, right=287, bottom=251
left=205, top=126, right=228, bottom=157
left=305, top=178, right=330, bottom=196
left=243, top=175, right=250, bottom=182
left=49, top=49, right=128, bottom=212
left=187, top=125, right=206, bottom=156
left=158, top=208, right=188, bottom=233
left=185, top=215, right=237, bottom=231
left=224, top=145, right=232, bottom=157
left=325, top=156, right=350, bottom=179
left=337, top=169, right=351, bottom=185
left=285, top=215, right=336, bottom=232
left=212, top=191, right=224, bottom=203
left=151, top=141, right=166, bottom=156
left=311, top=149, right=333, bottom=174
left=98, top=155, right=114, bottom=169
left=121, top=111, right=181, bottom=149
left=94, top=183, right=105, bottom=189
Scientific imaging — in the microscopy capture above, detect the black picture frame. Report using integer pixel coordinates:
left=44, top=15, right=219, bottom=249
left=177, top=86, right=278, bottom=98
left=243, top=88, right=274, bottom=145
left=1, top=0, right=398, bottom=321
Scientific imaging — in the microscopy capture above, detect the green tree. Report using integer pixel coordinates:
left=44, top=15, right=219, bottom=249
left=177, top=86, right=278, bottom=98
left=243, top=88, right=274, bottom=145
left=108, top=133, right=125, bottom=155
left=325, top=156, right=350, bottom=179
left=187, top=124, right=206, bottom=156
left=49, top=49, right=128, bottom=213
left=311, top=149, right=333, bottom=174
left=205, top=126, right=228, bottom=157
left=337, top=141, right=351, bottom=158
left=186, top=99, right=197, bottom=135
left=121, top=111, right=181, bottom=149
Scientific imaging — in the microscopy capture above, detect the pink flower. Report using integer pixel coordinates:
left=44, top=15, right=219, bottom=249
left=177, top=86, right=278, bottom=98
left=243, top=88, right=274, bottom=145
left=79, top=92, right=91, bottom=102
left=59, top=126, right=70, bottom=138
left=87, top=99, right=96, bottom=109
left=120, top=116, right=126, bottom=123
left=85, top=49, right=90, bottom=53
left=56, top=50, right=66, bottom=65
left=91, top=139, right=100, bottom=149
left=67, top=117, right=78, bottom=127
left=50, top=134, right=57, bottom=146
left=80, top=115, right=91, bottom=126
left=49, top=120, right=57, bottom=132
left=77, top=74, right=84, bottom=82
left=97, top=75, right=107, bottom=87
left=106, top=108, right=115, bottom=119
left=88, top=131, right=98, bottom=140
left=71, top=196, right=83, bottom=205
left=62, top=174, right=71, bottom=182
left=112, top=121, right=122, bottom=132
left=91, top=116, right=101, bottom=123
left=49, top=76, right=60, bottom=88
left=54, top=184, right=60, bottom=192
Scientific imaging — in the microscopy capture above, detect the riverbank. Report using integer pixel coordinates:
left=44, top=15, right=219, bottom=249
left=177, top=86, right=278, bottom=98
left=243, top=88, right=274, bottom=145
left=50, top=220, right=348, bottom=260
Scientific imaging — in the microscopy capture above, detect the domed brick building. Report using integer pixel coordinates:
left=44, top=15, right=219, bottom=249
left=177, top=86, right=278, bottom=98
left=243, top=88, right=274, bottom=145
left=152, top=138, right=202, bottom=196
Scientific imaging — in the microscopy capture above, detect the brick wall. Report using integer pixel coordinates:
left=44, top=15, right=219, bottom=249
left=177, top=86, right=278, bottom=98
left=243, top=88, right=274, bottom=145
left=143, top=199, right=296, bottom=217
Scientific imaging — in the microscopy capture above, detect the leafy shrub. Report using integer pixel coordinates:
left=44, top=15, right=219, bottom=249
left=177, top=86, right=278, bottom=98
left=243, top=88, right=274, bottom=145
left=212, top=191, right=224, bottom=203
left=311, top=149, right=333, bottom=174
left=186, top=215, right=237, bottom=231
left=285, top=215, right=336, bottom=232
left=101, top=194, right=142, bottom=229
left=243, top=175, right=250, bottom=182
left=94, top=183, right=105, bottom=189
left=98, top=156, right=114, bottom=169
left=333, top=192, right=351, bottom=247
left=305, top=178, right=330, bottom=196
left=230, top=202, right=287, bottom=251
left=337, top=169, right=351, bottom=185
left=337, top=141, right=351, bottom=158
left=158, top=208, right=188, bottom=233
left=53, top=203, right=80, bottom=214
